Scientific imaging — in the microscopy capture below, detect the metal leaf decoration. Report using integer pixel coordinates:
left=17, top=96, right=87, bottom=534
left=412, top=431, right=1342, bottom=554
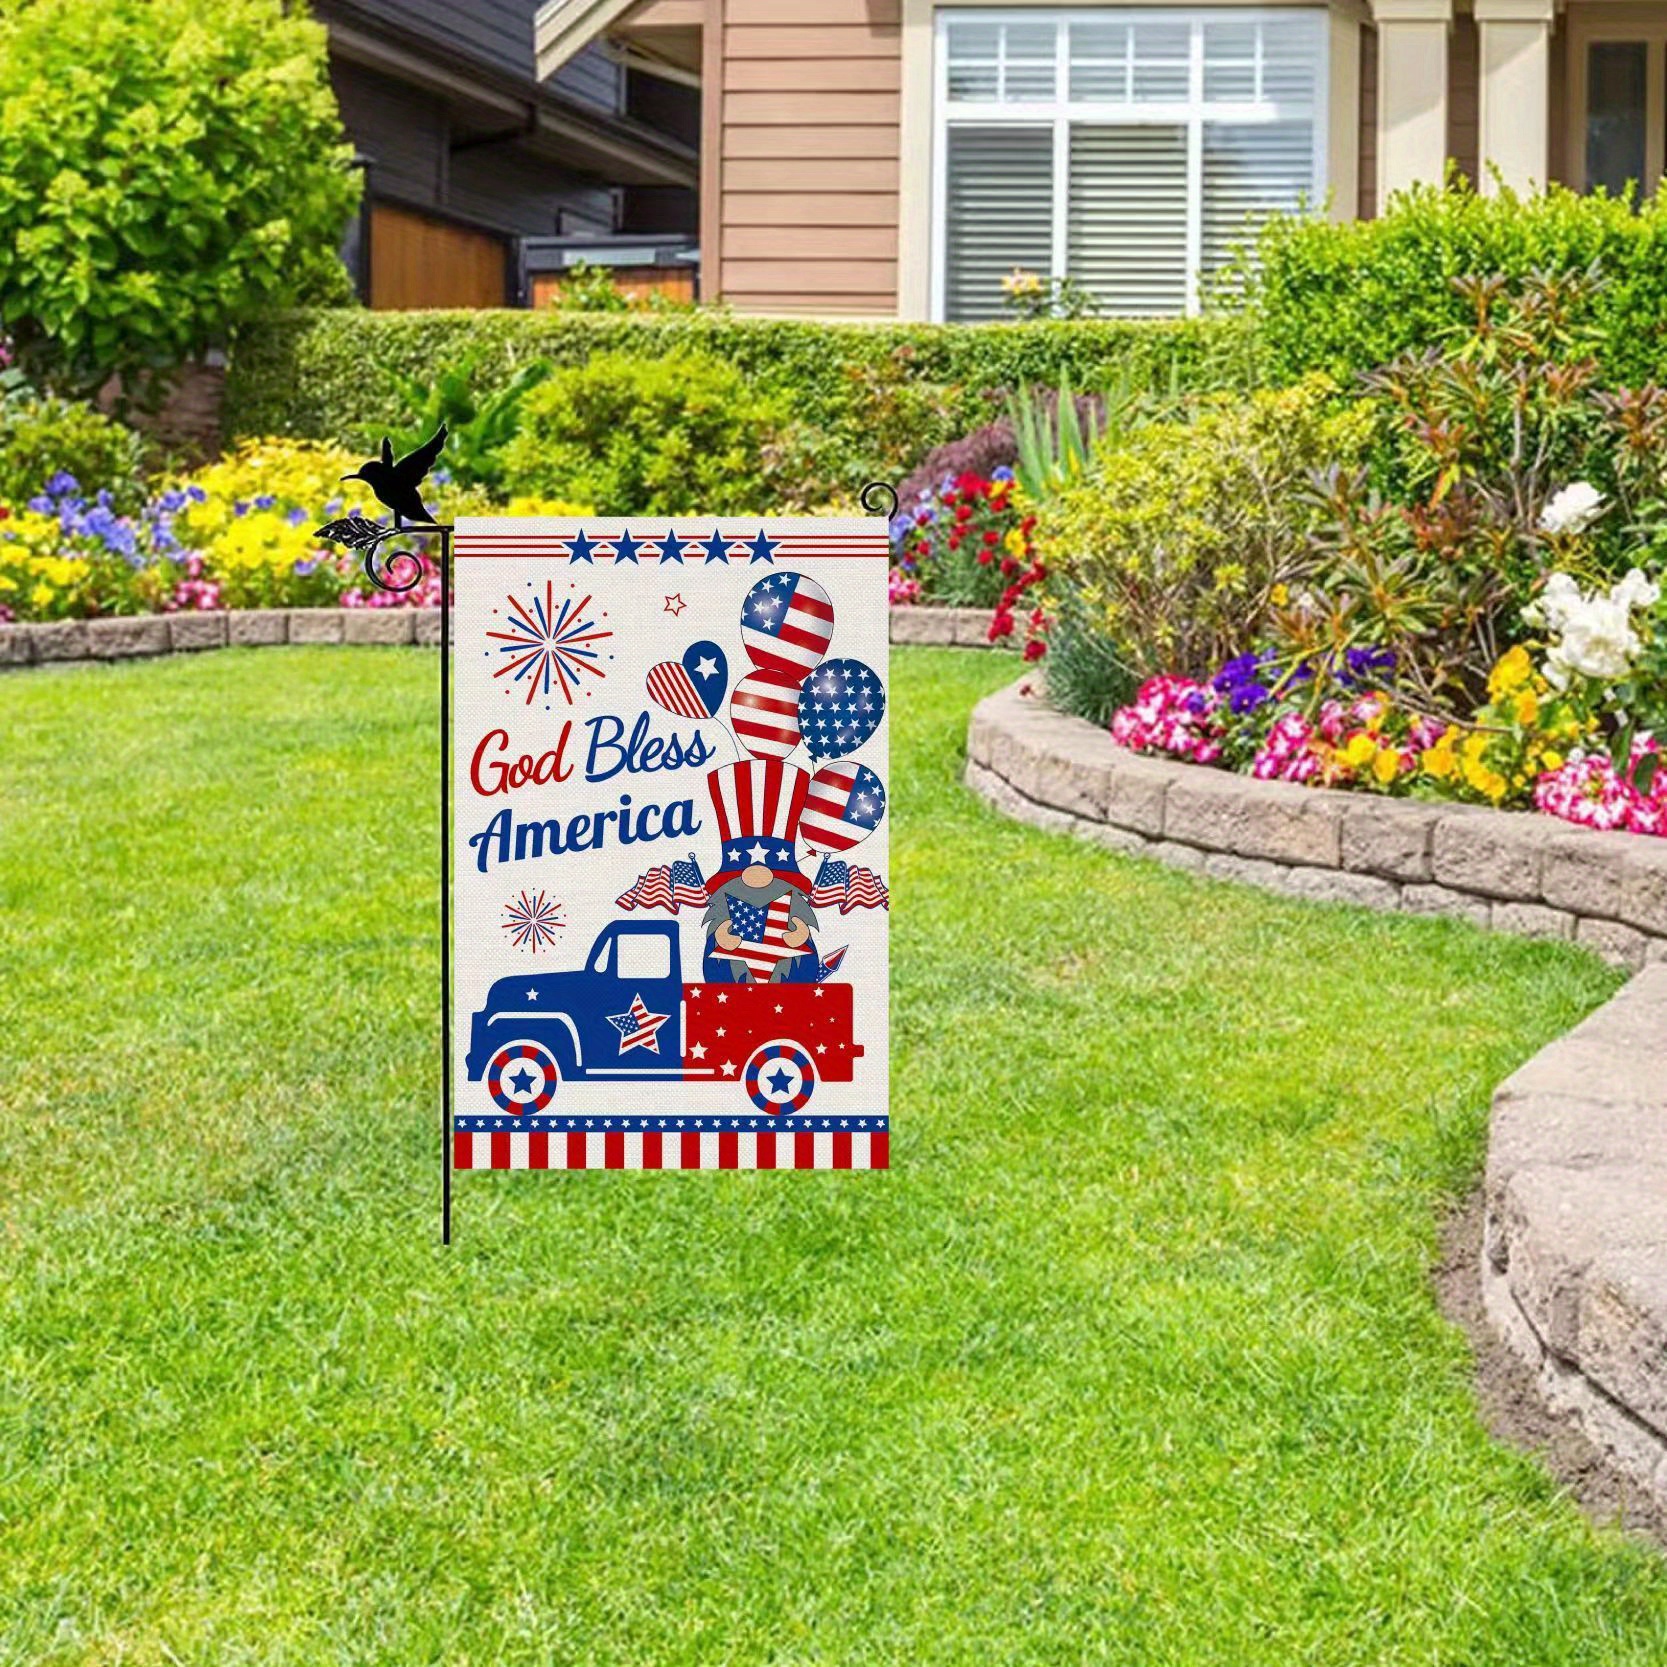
left=314, top=516, right=391, bottom=550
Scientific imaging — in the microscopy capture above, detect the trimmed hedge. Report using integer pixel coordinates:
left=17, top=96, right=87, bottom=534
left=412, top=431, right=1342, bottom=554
left=226, top=308, right=1249, bottom=461
left=1242, top=183, right=1667, bottom=388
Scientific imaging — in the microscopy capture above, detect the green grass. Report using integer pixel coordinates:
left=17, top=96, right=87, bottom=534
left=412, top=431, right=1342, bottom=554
left=2, top=645, right=1664, bottom=1666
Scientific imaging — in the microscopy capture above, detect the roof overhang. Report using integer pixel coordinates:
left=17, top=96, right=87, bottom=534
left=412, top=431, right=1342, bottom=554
left=536, top=0, right=703, bottom=84
left=326, top=13, right=696, bottom=188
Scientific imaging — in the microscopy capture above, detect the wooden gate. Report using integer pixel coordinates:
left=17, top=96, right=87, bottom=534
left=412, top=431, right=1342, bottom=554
left=370, top=204, right=509, bottom=309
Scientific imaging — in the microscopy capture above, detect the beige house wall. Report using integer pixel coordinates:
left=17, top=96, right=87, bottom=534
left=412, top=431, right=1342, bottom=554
left=707, top=0, right=903, bottom=315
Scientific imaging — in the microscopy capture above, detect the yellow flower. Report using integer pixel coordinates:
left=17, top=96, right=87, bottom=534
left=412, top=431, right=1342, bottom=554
left=1541, top=749, right=1564, bottom=771
left=1422, top=738, right=1457, bottom=780
left=1372, top=747, right=1402, bottom=786
left=1343, top=733, right=1377, bottom=769
left=1513, top=688, right=1539, bottom=726
left=1269, top=582, right=1289, bottom=606
left=1488, top=644, right=1534, bottom=699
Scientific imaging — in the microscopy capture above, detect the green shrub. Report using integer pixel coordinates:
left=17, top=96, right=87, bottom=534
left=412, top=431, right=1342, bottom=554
left=227, top=309, right=1246, bottom=498
left=1236, top=181, right=1667, bottom=388
left=380, top=356, right=552, bottom=492
left=0, top=392, right=146, bottom=510
left=501, top=351, right=789, bottom=515
left=0, top=0, right=358, bottom=396
left=1035, top=377, right=1372, bottom=718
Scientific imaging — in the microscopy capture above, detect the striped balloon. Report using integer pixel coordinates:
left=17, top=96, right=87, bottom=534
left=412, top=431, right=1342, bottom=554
left=739, top=572, right=834, bottom=683
left=799, top=762, right=887, bottom=853
left=730, top=669, right=802, bottom=758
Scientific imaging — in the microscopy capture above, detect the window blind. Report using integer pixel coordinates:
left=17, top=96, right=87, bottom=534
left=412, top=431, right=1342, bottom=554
left=1200, top=119, right=1316, bottom=280
left=943, top=125, right=1054, bottom=323
left=1068, top=125, right=1190, bottom=316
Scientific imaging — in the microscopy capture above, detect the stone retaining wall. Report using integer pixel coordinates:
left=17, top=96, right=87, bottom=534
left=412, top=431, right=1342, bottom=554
left=966, top=678, right=1667, bottom=972
left=1483, top=966, right=1667, bottom=1511
left=0, top=604, right=997, bottom=670
left=969, top=675, right=1667, bottom=1513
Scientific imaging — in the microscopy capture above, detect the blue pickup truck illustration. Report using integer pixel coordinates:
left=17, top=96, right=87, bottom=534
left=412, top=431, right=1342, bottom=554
left=466, top=919, right=863, bottom=1117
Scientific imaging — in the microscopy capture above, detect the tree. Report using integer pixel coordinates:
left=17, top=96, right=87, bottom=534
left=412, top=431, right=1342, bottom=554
left=0, top=0, right=359, bottom=396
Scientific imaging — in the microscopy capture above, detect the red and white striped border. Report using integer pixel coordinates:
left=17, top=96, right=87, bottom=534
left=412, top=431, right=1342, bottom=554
left=454, top=1128, right=888, bottom=1170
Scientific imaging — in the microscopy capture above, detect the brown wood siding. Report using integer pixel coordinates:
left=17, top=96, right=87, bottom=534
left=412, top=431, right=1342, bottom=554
left=1359, top=24, right=1378, bottom=219
left=369, top=203, right=508, bottom=309
left=715, top=0, right=902, bottom=314
left=1448, top=9, right=1480, bottom=187
left=531, top=266, right=697, bottom=307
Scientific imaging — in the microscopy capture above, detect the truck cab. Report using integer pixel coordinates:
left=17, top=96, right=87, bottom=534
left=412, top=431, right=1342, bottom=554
left=467, top=920, right=685, bottom=1082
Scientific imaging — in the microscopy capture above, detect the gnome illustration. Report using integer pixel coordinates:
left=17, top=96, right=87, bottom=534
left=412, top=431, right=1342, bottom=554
left=700, top=757, right=822, bottom=984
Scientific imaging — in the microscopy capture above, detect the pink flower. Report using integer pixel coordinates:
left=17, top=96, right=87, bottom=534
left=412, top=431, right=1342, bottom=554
left=1111, top=676, right=1223, bottom=764
left=1252, top=713, right=1321, bottom=782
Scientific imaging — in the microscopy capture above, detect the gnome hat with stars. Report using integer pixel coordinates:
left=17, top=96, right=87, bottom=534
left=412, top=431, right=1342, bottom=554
left=705, top=757, right=811, bottom=895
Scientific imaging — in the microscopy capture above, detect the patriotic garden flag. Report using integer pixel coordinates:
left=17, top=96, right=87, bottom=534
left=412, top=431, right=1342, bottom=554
left=452, top=518, right=890, bottom=1170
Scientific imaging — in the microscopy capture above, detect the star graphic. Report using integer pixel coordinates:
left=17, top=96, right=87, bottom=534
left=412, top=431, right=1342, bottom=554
left=658, top=528, right=688, bottom=564
left=747, top=841, right=770, bottom=863
left=526, top=988, right=539, bottom=1000
left=766, top=1066, right=794, bottom=1094
left=701, top=528, right=732, bottom=564
left=566, top=528, right=597, bottom=563
left=509, top=1067, right=536, bottom=1093
left=606, top=994, right=669, bottom=1054
left=664, top=593, right=687, bottom=616
left=721, top=1061, right=736, bottom=1076
left=746, top=528, right=778, bottom=564
left=691, top=1042, right=707, bottom=1059
left=695, top=655, right=719, bottom=677
left=613, top=528, right=642, bottom=563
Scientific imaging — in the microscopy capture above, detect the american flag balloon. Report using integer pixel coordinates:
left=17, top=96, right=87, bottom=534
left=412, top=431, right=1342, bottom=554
left=730, top=667, right=802, bottom=759
left=645, top=639, right=727, bottom=720
left=739, top=572, right=834, bottom=682
left=800, top=762, right=887, bottom=853
left=798, top=657, right=885, bottom=762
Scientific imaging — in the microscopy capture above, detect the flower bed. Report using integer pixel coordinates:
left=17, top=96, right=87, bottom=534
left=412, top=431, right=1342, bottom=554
left=0, top=439, right=588, bottom=624
left=967, top=677, right=1667, bottom=969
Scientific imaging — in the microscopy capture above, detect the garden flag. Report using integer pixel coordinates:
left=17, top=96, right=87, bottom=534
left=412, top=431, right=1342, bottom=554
left=451, top=518, right=890, bottom=1170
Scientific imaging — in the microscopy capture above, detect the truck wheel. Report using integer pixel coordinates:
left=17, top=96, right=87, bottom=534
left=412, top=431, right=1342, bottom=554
left=486, top=1040, right=560, bottom=1116
left=743, top=1040, right=816, bottom=1116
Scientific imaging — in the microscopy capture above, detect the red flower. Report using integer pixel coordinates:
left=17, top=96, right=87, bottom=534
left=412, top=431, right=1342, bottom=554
left=1023, top=638, right=1046, bottom=662
left=982, top=529, right=999, bottom=546
left=989, top=609, right=1015, bottom=640
left=977, top=550, right=993, bottom=565
left=1000, top=557, right=1019, bottom=577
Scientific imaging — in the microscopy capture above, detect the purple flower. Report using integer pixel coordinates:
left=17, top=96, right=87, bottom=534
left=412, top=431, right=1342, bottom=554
left=1229, top=683, right=1270, bottom=715
left=253, top=494, right=276, bottom=510
left=45, top=471, right=79, bottom=498
left=294, top=557, right=319, bottom=577
left=286, top=507, right=308, bottom=527
left=187, top=485, right=207, bottom=504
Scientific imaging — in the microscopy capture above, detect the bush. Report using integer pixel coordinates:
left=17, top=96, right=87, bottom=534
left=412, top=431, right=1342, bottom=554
left=1035, top=377, right=1371, bottom=719
left=227, top=309, right=1245, bottom=499
left=500, top=351, right=788, bottom=515
left=0, top=392, right=146, bottom=512
left=0, top=0, right=358, bottom=396
left=1237, top=181, right=1667, bottom=389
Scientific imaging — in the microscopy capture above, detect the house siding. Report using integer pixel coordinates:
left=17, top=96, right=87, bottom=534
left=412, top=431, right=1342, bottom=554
left=715, top=0, right=903, bottom=313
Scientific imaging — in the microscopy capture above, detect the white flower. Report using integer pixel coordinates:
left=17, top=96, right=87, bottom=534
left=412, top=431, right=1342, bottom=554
left=1533, top=567, right=1659, bottom=689
left=1613, top=567, right=1661, bottom=613
left=1538, top=481, right=1606, bottom=536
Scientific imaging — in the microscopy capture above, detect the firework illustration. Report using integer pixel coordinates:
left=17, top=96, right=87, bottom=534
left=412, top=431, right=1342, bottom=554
left=488, top=581, right=612, bottom=705
left=500, top=889, right=566, bottom=952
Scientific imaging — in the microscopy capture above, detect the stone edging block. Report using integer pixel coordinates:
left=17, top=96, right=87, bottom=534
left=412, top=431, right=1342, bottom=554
left=963, top=677, right=1665, bottom=972
left=1, top=603, right=982, bottom=672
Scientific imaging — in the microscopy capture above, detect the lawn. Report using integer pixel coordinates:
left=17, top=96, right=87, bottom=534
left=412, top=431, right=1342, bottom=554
left=2, top=644, right=1665, bottom=1666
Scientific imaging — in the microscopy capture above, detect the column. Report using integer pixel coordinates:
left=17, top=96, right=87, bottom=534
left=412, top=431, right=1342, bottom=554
left=1475, top=0, right=1553, bottom=194
left=1373, top=0, right=1454, bottom=204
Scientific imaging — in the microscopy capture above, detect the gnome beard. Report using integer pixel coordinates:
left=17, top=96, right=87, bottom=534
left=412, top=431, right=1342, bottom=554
left=701, top=871, right=820, bottom=984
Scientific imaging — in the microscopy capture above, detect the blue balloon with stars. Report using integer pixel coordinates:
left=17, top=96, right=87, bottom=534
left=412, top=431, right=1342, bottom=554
left=797, top=657, right=886, bottom=762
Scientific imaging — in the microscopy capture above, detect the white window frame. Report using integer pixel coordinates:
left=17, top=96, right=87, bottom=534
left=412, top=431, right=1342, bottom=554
left=930, top=6, right=1330, bottom=321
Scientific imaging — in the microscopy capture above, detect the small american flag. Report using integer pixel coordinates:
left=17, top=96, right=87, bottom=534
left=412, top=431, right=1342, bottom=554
left=809, top=856, right=889, bottom=913
left=615, top=854, right=706, bottom=912
left=716, top=894, right=807, bottom=982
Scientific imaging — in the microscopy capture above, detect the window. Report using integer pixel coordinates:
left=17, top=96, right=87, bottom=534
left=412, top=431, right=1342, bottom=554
left=615, top=931, right=672, bottom=980
left=934, top=8, right=1328, bottom=320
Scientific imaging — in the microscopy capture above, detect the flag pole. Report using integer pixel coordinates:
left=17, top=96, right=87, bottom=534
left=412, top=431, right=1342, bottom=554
left=440, top=525, right=453, bottom=1246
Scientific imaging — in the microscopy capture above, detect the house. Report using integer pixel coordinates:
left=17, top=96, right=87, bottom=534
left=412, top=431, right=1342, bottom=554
left=533, top=0, right=1639, bottom=322
left=313, top=0, right=700, bottom=307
